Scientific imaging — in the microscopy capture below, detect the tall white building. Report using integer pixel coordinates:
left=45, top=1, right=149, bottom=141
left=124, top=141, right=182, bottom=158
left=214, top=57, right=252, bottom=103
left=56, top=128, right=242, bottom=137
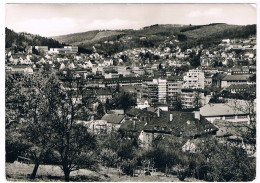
left=158, top=79, right=167, bottom=104
left=183, top=69, right=205, bottom=89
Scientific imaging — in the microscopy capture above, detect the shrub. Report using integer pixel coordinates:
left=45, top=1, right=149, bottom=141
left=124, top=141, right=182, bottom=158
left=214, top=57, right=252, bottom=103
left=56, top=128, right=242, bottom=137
left=120, top=159, right=137, bottom=176
left=174, top=164, right=188, bottom=181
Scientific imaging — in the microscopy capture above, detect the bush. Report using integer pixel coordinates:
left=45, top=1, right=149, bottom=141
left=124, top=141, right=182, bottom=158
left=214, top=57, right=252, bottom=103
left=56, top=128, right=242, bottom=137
left=120, top=159, right=137, bottom=176
left=174, top=164, right=188, bottom=181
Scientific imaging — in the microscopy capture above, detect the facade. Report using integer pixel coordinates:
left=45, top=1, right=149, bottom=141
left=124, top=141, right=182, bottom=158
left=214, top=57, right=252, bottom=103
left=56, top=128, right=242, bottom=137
left=167, top=79, right=182, bottom=104
left=35, top=46, right=48, bottom=53
left=136, top=99, right=151, bottom=109
left=143, top=78, right=183, bottom=105
left=64, top=46, right=78, bottom=53
left=158, top=79, right=167, bottom=103
left=142, top=79, right=159, bottom=102
left=95, top=89, right=114, bottom=103
left=9, top=65, right=33, bottom=74
left=104, top=72, right=119, bottom=79
left=103, top=77, right=143, bottom=87
left=49, top=46, right=78, bottom=54
left=183, top=69, right=205, bottom=89
left=226, top=84, right=256, bottom=94
left=181, top=89, right=207, bottom=109
left=221, top=75, right=252, bottom=88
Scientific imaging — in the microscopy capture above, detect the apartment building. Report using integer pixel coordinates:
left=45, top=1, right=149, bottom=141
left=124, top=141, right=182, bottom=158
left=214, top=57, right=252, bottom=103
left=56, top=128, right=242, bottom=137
left=183, top=69, right=205, bottom=89
left=167, top=78, right=182, bottom=104
left=143, top=78, right=159, bottom=102
left=158, top=79, right=167, bottom=103
left=143, top=78, right=183, bottom=104
left=181, top=89, right=211, bottom=109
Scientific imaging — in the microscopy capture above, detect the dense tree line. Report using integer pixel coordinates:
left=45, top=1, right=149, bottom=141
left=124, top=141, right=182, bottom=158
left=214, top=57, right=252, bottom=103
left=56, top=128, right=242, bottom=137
left=5, top=27, right=65, bottom=49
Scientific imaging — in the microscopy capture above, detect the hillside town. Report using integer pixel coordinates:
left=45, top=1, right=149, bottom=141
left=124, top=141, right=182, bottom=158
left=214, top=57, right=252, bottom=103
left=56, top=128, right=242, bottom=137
left=5, top=22, right=256, bottom=182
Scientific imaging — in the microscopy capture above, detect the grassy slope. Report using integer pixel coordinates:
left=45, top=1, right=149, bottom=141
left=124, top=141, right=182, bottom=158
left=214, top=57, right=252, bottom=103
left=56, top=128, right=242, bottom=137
left=52, top=30, right=125, bottom=45
left=6, top=162, right=204, bottom=182
left=183, top=24, right=240, bottom=39
left=52, top=30, right=99, bottom=44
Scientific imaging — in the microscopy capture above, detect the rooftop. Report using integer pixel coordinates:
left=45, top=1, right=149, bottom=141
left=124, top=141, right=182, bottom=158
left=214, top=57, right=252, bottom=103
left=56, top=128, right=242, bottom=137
left=144, top=111, right=218, bottom=137
left=101, top=114, right=125, bottom=124
left=200, top=103, right=247, bottom=117
left=222, top=75, right=251, bottom=81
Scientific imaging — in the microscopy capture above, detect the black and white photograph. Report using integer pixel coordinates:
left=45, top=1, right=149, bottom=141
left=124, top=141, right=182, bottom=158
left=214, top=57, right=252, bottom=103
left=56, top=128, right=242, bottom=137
left=4, top=2, right=257, bottom=182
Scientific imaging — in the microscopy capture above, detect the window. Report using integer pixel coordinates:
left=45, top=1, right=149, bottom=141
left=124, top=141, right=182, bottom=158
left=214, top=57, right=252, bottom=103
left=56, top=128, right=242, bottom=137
left=238, top=115, right=248, bottom=119
left=226, top=116, right=235, bottom=119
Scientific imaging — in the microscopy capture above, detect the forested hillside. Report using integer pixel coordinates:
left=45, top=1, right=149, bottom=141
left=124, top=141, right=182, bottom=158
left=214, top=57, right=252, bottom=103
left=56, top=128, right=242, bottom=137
left=5, top=28, right=64, bottom=50
left=51, top=23, right=256, bottom=55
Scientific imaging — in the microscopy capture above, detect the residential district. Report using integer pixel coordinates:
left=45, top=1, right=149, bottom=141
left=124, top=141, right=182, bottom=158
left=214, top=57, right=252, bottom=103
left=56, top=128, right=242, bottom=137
left=6, top=35, right=256, bottom=152
left=5, top=34, right=256, bottom=181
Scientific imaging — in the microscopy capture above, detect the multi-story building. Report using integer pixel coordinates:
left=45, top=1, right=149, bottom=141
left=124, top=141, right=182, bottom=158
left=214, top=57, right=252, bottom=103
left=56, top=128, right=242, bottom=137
left=49, top=46, right=78, bottom=54
left=103, top=77, right=143, bottom=88
left=34, top=46, right=48, bottom=53
left=183, top=69, right=205, bottom=89
left=104, top=72, right=119, bottom=79
left=158, top=79, right=167, bottom=103
left=143, top=78, right=159, bottom=102
left=167, top=78, right=182, bottom=104
left=221, top=75, right=253, bottom=88
left=64, top=46, right=78, bottom=53
left=143, top=78, right=183, bottom=104
left=181, top=89, right=211, bottom=109
left=95, top=89, right=114, bottom=103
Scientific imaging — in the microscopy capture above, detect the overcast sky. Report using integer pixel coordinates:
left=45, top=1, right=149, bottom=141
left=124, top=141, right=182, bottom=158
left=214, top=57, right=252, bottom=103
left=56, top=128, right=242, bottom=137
left=5, top=3, right=257, bottom=37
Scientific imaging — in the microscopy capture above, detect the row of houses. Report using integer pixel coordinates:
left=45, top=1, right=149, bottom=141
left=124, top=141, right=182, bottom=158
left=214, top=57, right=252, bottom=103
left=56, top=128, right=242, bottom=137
left=78, top=101, right=254, bottom=156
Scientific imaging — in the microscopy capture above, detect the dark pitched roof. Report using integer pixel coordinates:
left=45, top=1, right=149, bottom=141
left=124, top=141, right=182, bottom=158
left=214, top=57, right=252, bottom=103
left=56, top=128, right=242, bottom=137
left=12, top=54, right=27, bottom=60
left=101, top=114, right=125, bottom=124
left=95, top=89, right=114, bottom=95
left=126, top=108, right=156, bottom=118
left=143, top=111, right=218, bottom=137
left=120, top=120, right=146, bottom=133
left=222, top=75, right=251, bottom=81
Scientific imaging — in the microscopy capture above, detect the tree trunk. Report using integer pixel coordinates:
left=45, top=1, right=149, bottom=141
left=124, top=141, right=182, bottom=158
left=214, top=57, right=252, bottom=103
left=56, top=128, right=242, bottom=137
left=30, top=161, right=39, bottom=179
left=64, top=169, right=70, bottom=182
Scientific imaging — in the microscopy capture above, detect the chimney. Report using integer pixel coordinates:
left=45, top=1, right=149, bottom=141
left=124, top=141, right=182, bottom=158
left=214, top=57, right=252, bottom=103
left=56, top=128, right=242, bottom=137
left=194, top=111, right=200, bottom=120
left=170, top=114, right=173, bottom=122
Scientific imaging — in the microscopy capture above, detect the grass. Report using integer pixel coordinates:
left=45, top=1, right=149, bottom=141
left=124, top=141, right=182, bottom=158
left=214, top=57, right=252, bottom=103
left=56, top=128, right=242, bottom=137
left=6, top=162, right=204, bottom=182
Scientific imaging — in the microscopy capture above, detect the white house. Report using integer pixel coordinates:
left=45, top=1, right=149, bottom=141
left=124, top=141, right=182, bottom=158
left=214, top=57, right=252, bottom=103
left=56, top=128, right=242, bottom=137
left=136, top=99, right=150, bottom=109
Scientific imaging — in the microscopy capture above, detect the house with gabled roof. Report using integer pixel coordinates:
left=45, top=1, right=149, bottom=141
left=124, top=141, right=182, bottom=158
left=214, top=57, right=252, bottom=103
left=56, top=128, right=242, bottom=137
left=138, top=110, right=218, bottom=148
left=221, top=74, right=252, bottom=88
left=9, top=54, right=31, bottom=65
left=95, top=89, right=115, bottom=103
left=101, top=113, right=125, bottom=131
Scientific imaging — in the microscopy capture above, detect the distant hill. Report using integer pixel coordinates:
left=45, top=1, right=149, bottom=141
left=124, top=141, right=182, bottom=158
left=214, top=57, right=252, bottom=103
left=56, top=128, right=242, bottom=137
left=52, top=30, right=125, bottom=45
left=6, top=23, right=255, bottom=55
left=52, top=23, right=255, bottom=43
left=5, top=27, right=64, bottom=50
